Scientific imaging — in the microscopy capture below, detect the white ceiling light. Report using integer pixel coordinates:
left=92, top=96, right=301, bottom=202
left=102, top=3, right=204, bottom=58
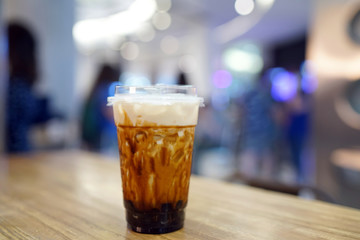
left=256, top=0, right=274, bottom=8
left=156, top=0, right=172, bottom=11
left=223, top=45, right=263, bottom=73
left=73, top=19, right=105, bottom=48
left=125, top=0, right=157, bottom=22
left=152, top=11, right=171, bottom=30
left=160, top=35, right=179, bottom=55
left=73, top=0, right=157, bottom=50
left=234, top=0, right=255, bottom=16
left=121, top=42, right=140, bottom=61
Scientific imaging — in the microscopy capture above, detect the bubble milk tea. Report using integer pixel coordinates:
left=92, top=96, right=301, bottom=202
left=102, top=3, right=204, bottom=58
left=108, top=85, right=203, bottom=234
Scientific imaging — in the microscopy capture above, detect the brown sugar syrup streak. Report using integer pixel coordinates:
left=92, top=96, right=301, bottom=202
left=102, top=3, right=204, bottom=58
left=117, top=122, right=196, bottom=212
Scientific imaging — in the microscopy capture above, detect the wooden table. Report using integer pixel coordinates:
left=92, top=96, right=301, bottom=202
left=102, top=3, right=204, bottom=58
left=1, top=150, right=360, bottom=240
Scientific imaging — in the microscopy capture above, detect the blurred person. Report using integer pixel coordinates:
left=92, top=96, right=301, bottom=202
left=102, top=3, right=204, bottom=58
left=238, top=73, right=277, bottom=180
left=81, top=63, right=120, bottom=153
left=285, top=87, right=311, bottom=183
left=5, top=22, right=52, bottom=153
left=177, top=71, right=188, bottom=85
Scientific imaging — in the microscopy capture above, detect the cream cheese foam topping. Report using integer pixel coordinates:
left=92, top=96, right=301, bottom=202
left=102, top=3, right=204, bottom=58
left=108, top=94, right=204, bottom=126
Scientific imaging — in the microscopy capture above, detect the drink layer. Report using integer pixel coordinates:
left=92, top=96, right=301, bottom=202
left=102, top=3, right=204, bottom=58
left=111, top=94, right=202, bottom=126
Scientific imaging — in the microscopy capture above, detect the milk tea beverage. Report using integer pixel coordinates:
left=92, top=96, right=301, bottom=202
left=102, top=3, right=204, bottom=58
left=108, top=85, right=203, bottom=234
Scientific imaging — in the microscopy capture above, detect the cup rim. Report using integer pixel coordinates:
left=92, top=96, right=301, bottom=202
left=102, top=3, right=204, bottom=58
left=114, top=84, right=196, bottom=94
left=107, top=84, right=203, bottom=106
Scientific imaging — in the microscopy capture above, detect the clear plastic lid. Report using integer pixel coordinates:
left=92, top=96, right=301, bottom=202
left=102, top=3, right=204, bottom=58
left=107, top=85, right=204, bottom=106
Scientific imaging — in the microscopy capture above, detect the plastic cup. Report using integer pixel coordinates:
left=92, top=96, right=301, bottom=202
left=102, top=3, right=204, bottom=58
left=108, top=85, right=203, bottom=234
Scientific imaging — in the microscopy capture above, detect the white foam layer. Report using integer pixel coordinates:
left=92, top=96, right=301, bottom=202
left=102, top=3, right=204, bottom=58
left=110, top=94, right=203, bottom=126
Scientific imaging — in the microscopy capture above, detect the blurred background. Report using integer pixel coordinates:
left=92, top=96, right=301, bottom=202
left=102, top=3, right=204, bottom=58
left=1, top=0, right=360, bottom=209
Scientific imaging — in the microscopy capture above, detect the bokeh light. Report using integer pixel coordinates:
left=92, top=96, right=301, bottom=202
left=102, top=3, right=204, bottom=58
left=256, top=0, right=275, bottom=9
left=120, top=42, right=140, bottom=61
left=136, top=23, right=156, bottom=42
left=223, top=48, right=263, bottom=73
left=152, top=11, right=172, bottom=30
left=73, top=19, right=109, bottom=50
left=125, top=0, right=157, bottom=22
left=73, top=0, right=157, bottom=50
left=212, top=70, right=233, bottom=89
left=270, top=68, right=298, bottom=102
left=156, top=0, right=172, bottom=11
left=234, top=0, right=255, bottom=16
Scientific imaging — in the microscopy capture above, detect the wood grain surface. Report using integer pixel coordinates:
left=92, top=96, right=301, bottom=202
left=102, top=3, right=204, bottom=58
left=0, top=150, right=360, bottom=240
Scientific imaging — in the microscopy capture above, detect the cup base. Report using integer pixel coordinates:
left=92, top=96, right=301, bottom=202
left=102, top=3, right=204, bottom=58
left=126, top=208, right=185, bottom=234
